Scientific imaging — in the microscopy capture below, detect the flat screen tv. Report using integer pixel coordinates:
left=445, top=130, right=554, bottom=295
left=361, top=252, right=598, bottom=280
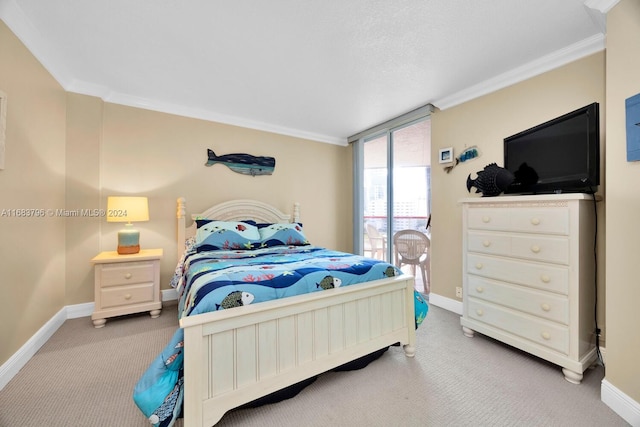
left=503, top=102, right=600, bottom=194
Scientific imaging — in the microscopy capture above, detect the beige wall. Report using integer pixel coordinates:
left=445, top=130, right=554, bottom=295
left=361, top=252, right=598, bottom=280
left=0, top=20, right=353, bottom=367
left=0, top=21, right=67, bottom=364
left=65, top=94, right=103, bottom=305
left=430, top=52, right=606, bottom=324
left=3, top=2, right=639, bottom=413
left=604, top=0, right=640, bottom=404
left=94, top=103, right=353, bottom=290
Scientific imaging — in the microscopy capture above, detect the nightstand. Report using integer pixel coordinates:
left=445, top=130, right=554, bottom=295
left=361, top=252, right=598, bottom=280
left=90, top=248, right=163, bottom=328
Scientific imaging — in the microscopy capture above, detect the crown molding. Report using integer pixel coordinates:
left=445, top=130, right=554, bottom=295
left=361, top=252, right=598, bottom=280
left=584, top=0, right=620, bottom=14
left=0, top=0, right=73, bottom=87
left=3, top=0, right=614, bottom=145
left=433, top=33, right=606, bottom=111
left=1, top=1, right=346, bottom=146
left=66, top=80, right=347, bottom=146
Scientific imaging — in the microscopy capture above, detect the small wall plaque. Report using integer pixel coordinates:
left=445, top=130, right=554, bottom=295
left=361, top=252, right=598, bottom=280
left=439, top=147, right=453, bottom=164
left=0, top=90, right=6, bottom=170
left=626, top=93, right=640, bottom=162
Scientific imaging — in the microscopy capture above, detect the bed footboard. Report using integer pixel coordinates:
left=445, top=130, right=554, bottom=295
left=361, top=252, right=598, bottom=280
left=179, top=275, right=416, bottom=427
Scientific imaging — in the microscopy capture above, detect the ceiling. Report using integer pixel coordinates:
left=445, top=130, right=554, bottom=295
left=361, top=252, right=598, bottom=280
left=1, top=1, right=614, bottom=145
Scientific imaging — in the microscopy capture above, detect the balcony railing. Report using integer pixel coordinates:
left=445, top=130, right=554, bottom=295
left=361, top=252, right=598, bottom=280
left=364, top=215, right=429, bottom=233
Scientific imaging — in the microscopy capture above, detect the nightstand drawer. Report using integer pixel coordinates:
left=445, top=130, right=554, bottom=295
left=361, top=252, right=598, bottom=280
left=100, top=283, right=154, bottom=309
left=100, top=262, right=155, bottom=287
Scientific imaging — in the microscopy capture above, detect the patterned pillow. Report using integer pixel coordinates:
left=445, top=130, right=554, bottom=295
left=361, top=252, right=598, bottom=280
left=258, top=223, right=309, bottom=247
left=195, top=221, right=261, bottom=251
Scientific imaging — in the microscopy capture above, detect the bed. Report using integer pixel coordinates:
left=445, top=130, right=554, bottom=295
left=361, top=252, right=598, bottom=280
left=133, top=198, right=426, bottom=427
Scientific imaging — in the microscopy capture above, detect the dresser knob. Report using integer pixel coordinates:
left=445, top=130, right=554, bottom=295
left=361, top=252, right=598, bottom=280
left=475, top=263, right=483, bottom=270
left=541, top=332, right=551, bottom=340
left=124, top=273, right=132, bottom=279
left=541, top=275, right=550, bottom=283
left=531, top=218, right=540, bottom=225
left=541, top=303, right=551, bottom=312
left=482, top=216, right=490, bottom=223
left=476, top=287, right=484, bottom=293
left=124, top=293, right=132, bottom=300
left=531, top=245, right=540, bottom=253
left=476, top=309, right=484, bottom=316
left=482, top=240, right=491, bottom=247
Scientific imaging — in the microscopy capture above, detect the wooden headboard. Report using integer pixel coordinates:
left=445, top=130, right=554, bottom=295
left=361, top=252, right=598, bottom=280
left=176, top=198, right=300, bottom=261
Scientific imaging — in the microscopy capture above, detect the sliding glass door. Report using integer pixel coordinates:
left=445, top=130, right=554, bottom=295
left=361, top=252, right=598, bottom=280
left=360, top=118, right=431, bottom=265
left=362, top=133, right=389, bottom=260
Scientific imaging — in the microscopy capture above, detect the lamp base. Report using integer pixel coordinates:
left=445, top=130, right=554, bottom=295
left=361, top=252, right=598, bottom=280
left=117, top=244, right=140, bottom=255
left=117, top=224, right=141, bottom=255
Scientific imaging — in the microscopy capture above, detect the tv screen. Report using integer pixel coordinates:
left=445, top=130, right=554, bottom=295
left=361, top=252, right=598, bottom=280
left=503, top=103, right=600, bottom=194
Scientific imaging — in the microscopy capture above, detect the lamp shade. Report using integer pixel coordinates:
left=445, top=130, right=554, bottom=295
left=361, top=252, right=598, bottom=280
left=106, top=196, right=149, bottom=223
left=106, top=196, right=149, bottom=254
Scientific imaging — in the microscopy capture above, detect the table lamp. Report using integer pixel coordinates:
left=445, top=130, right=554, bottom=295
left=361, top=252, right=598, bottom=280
left=106, top=196, right=149, bottom=254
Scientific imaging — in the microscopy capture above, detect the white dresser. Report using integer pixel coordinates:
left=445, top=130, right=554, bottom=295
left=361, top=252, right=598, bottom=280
left=460, top=194, right=598, bottom=384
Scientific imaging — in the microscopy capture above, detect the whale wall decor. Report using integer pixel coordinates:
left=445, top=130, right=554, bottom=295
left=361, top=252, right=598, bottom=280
left=205, top=149, right=276, bottom=176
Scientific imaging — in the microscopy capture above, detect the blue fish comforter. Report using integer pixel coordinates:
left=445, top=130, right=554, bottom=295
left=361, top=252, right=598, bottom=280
left=133, top=245, right=425, bottom=427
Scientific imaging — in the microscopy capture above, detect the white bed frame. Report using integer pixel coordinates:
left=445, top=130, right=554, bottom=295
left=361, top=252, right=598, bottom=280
left=176, top=198, right=416, bottom=427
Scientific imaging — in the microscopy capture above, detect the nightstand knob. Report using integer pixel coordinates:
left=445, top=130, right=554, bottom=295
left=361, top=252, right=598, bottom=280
left=541, top=275, right=550, bottom=283
left=476, top=287, right=484, bottom=293
left=530, top=245, right=540, bottom=253
left=475, top=263, right=483, bottom=270
left=482, top=216, right=490, bottom=223
left=124, top=273, right=132, bottom=279
left=541, top=332, right=551, bottom=340
left=531, top=218, right=541, bottom=225
left=476, top=309, right=484, bottom=316
left=124, top=293, right=132, bottom=300
left=541, top=303, right=551, bottom=312
left=482, top=240, right=491, bottom=247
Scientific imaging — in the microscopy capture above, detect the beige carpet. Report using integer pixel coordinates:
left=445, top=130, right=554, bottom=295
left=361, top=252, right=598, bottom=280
left=0, top=301, right=629, bottom=427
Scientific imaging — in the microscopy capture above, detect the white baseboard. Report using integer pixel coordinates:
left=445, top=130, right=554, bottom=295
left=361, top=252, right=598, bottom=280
left=0, top=306, right=66, bottom=390
left=2, top=289, right=638, bottom=427
left=429, top=293, right=640, bottom=426
left=66, top=302, right=94, bottom=319
left=0, top=289, right=180, bottom=391
left=428, top=292, right=463, bottom=315
left=162, top=288, right=178, bottom=301
left=602, top=379, right=640, bottom=427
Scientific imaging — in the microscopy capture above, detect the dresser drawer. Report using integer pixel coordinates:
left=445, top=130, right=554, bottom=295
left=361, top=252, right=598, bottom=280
left=510, top=235, right=569, bottom=265
left=467, top=254, right=569, bottom=295
left=467, top=276, right=569, bottom=324
left=468, top=206, right=569, bottom=235
left=467, top=208, right=510, bottom=231
left=467, top=298, right=569, bottom=354
left=467, top=232, right=569, bottom=264
left=509, top=208, right=569, bottom=235
left=99, top=261, right=155, bottom=287
left=467, top=232, right=511, bottom=256
left=100, top=283, right=154, bottom=309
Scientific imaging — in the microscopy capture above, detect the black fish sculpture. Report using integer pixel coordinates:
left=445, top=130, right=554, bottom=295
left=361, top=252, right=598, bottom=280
left=205, top=149, right=276, bottom=176
left=466, top=163, right=515, bottom=197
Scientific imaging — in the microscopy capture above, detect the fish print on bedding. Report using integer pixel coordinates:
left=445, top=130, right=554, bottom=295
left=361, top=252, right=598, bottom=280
left=133, top=245, right=407, bottom=427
